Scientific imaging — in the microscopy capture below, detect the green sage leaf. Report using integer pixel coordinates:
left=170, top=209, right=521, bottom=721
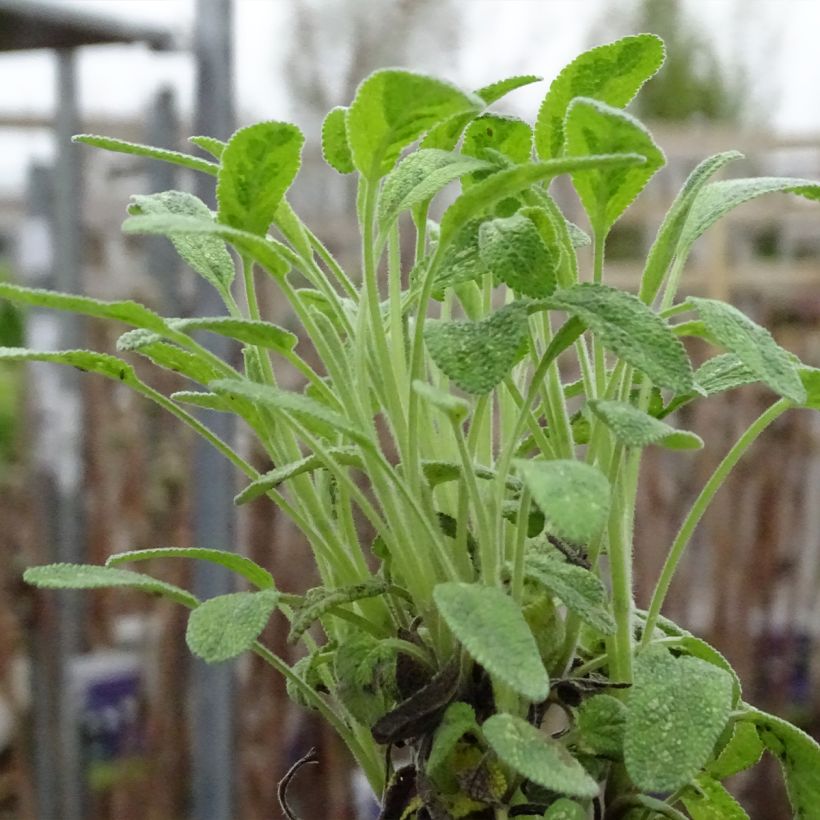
left=534, top=34, right=665, bottom=159
left=624, top=646, right=734, bottom=792
left=347, top=69, right=481, bottom=179
left=482, top=713, right=599, bottom=798
left=426, top=702, right=479, bottom=780
left=565, top=98, right=663, bottom=234
left=0, top=347, right=138, bottom=384
left=695, top=353, right=758, bottom=396
left=543, top=799, right=587, bottom=820
left=462, top=114, right=533, bottom=188
left=217, top=121, right=304, bottom=236
left=186, top=589, right=280, bottom=663
left=106, top=547, right=274, bottom=590
left=170, top=316, right=296, bottom=352
left=188, top=135, right=226, bottom=160
left=23, top=563, right=197, bottom=609
left=476, top=74, right=542, bottom=105
left=550, top=283, right=694, bottom=392
left=433, top=582, right=549, bottom=702
left=682, top=774, right=750, bottom=820
left=577, top=693, right=627, bottom=758
left=689, top=297, right=806, bottom=403
left=432, top=218, right=486, bottom=296
left=321, top=106, right=354, bottom=174
left=334, top=632, right=398, bottom=726
left=707, top=720, right=764, bottom=779
left=515, top=459, right=611, bottom=545
left=412, top=380, right=470, bottom=423
left=424, top=302, right=529, bottom=395
left=170, top=391, right=228, bottom=412
left=588, top=399, right=703, bottom=450
left=117, top=331, right=222, bottom=385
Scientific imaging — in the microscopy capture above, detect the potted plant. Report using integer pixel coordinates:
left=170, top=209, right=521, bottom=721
left=12, top=34, right=820, bottom=819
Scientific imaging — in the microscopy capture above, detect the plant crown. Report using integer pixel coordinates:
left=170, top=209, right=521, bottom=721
left=15, top=33, right=820, bottom=819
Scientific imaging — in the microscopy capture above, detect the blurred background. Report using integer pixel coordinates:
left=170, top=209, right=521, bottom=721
left=0, top=0, right=818, bottom=817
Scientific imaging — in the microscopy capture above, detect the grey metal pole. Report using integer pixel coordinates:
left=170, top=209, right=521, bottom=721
left=53, top=46, right=86, bottom=820
left=191, top=2, right=236, bottom=818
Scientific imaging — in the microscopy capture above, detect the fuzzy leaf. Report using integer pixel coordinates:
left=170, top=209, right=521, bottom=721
left=0, top=347, right=137, bottom=383
left=23, top=563, right=197, bottom=609
left=749, top=708, right=820, bottom=819
left=676, top=634, right=742, bottom=705
left=515, top=459, right=611, bottom=545
left=432, top=218, right=486, bottom=296
left=106, top=547, right=274, bottom=590
left=534, top=34, right=665, bottom=159
left=433, top=582, right=549, bottom=702
left=412, top=380, right=470, bottom=423
left=523, top=549, right=615, bottom=634
left=682, top=774, right=750, bottom=820
left=186, top=590, right=280, bottom=663
left=171, top=391, right=228, bottom=412
left=439, top=155, right=645, bottom=247
left=680, top=177, right=820, bottom=252
left=799, top=366, right=820, bottom=410
left=462, top=114, right=533, bottom=188
left=421, top=461, right=519, bottom=491
left=122, top=214, right=290, bottom=279
left=624, top=647, right=734, bottom=792
left=0, top=281, right=170, bottom=334
left=209, top=378, right=372, bottom=448
left=216, top=121, right=304, bottom=236
left=321, top=106, right=355, bottom=174
left=117, top=331, right=222, bottom=384
left=689, top=297, right=806, bottom=403
left=189, top=135, right=226, bottom=160
left=478, top=213, right=558, bottom=298
left=424, top=302, right=529, bottom=394
left=235, top=447, right=362, bottom=506
left=483, top=713, right=599, bottom=798
left=550, top=284, right=694, bottom=392
left=335, top=632, right=398, bottom=726
left=708, top=720, right=764, bottom=779
left=543, top=799, right=587, bottom=820
left=639, top=151, right=743, bottom=304
left=378, top=149, right=489, bottom=231
left=347, top=69, right=481, bottom=178
left=476, top=74, right=542, bottom=105
left=170, top=317, right=296, bottom=352
left=128, top=191, right=235, bottom=298
left=588, top=399, right=703, bottom=450
left=426, top=702, right=479, bottom=780
left=73, top=133, right=219, bottom=176
left=695, top=353, right=758, bottom=396
left=565, top=98, right=663, bottom=233
left=288, top=579, right=391, bottom=644
left=577, top=693, right=627, bottom=758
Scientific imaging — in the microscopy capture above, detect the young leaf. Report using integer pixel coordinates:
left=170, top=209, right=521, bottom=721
left=565, top=98, right=663, bottom=234
left=689, top=297, right=806, bottom=403
left=462, top=114, right=533, bottom=187
left=421, top=461, right=519, bottom=491
left=747, top=708, right=820, bottom=819
left=543, top=799, right=587, bottom=820
left=624, top=647, right=734, bottom=792
left=426, top=702, right=479, bottom=780
left=186, top=589, right=280, bottom=663
left=523, top=549, right=615, bottom=634
left=424, top=302, right=529, bottom=395
left=682, top=774, right=749, bottom=820
left=378, top=149, right=490, bottom=232
left=209, top=378, right=372, bottom=448
left=577, top=693, right=627, bottom=758
left=478, top=213, right=559, bottom=298
left=346, top=69, right=481, bottom=178
left=117, top=331, right=223, bottom=385
left=0, top=347, right=137, bottom=384
left=695, top=353, right=758, bottom=396
left=515, top=459, right=611, bottom=545
left=106, top=547, right=275, bottom=590
left=234, top=447, right=362, bottom=506
left=189, top=135, right=226, bottom=160
left=534, top=34, right=665, bottom=159
left=335, top=632, right=398, bottom=726
left=321, top=106, right=355, bottom=174
left=216, top=121, right=304, bottom=236
left=0, top=281, right=171, bottom=334
left=170, top=317, right=297, bottom=352
left=588, top=399, right=703, bottom=450
left=122, top=213, right=290, bottom=279
left=550, top=284, right=694, bottom=392
left=707, top=720, right=764, bottom=779
left=288, top=579, right=391, bottom=644
left=433, top=582, right=549, bottom=702
left=475, top=74, right=542, bottom=105
left=482, top=713, right=599, bottom=799
left=73, top=133, right=219, bottom=176
left=23, top=563, right=197, bottom=609
left=411, top=380, right=470, bottom=423
left=128, top=191, right=235, bottom=299
left=679, top=177, right=820, bottom=253
left=638, top=151, right=743, bottom=304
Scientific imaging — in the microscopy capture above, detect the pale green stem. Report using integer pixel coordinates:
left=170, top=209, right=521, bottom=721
left=640, top=398, right=792, bottom=647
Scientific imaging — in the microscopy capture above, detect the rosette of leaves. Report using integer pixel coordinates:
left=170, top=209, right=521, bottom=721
left=15, top=31, right=820, bottom=819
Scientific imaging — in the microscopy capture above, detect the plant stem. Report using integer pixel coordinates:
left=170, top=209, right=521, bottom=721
left=640, top=397, right=792, bottom=647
